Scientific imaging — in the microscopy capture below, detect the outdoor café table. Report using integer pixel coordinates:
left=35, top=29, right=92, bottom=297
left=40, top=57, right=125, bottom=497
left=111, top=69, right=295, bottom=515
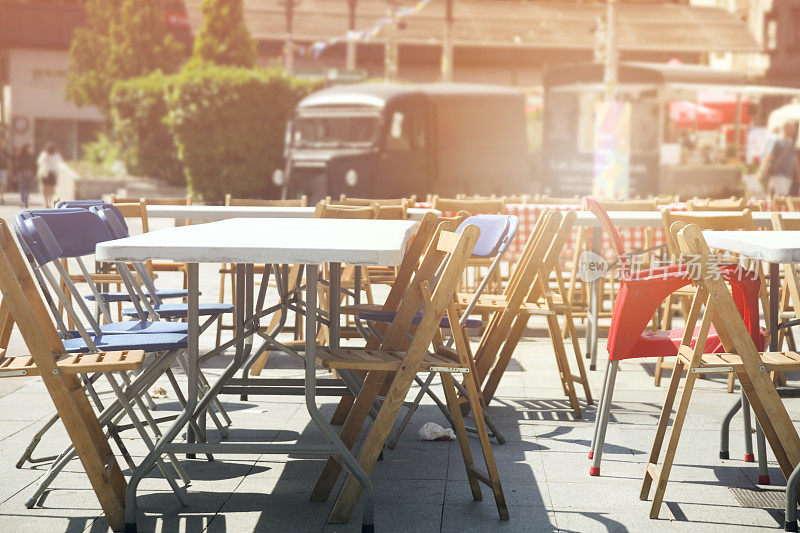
left=146, top=204, right=438, bottom=224
left=577, top=211, right=800, bottom=371
left=96, top=216, right=418, bottom=532
left=702, top=229, right=800, bottom=505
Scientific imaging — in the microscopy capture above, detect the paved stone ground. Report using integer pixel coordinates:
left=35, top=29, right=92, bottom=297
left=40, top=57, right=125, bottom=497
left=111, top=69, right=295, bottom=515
left=0, top=193, right=797, bottom=532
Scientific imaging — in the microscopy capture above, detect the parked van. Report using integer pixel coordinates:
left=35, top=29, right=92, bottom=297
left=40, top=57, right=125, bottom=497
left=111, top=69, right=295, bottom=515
left=277, top=83, right=529, bottom=201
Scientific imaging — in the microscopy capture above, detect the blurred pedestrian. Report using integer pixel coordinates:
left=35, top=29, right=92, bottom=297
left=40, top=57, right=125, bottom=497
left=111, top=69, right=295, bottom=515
left=37, top=142, right=61, bottom=207
left=16, top=144, right=35, bottom=208
left=758, top=121, right=799, bottom=196
left=0, top=139, right=8, bottom=204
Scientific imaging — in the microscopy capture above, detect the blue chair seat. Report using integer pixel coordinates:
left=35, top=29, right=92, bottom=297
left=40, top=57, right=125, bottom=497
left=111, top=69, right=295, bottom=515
left=96, top=321, right=188, bottom=334
left=122, top=302, right=234, bottom=319
left=86, top=289, right=190, bottom=303
left=357, top=309, right=482, bottom=329
left=63, top=333, right=188, bottom=353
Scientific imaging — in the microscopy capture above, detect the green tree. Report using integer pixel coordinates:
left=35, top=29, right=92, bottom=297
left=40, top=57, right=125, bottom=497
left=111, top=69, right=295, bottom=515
left=190, top=0, right=256, bottom=68
left=66, top=0, right=184, bottom=115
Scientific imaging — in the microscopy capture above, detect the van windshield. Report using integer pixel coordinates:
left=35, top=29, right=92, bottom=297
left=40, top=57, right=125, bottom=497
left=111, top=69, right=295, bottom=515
left=293, top=114, right=381, bottom=147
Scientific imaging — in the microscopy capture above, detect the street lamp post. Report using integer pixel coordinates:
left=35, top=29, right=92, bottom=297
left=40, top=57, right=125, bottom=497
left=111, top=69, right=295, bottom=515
left=283, top=0, right=301, bottom=72
left=346, top=0, right=358, bottom=71
left=384, top=2, right=399, bottom=81
left=441, top=0, right=454, bottom=82
left=604, top=0, right=617, bottom=101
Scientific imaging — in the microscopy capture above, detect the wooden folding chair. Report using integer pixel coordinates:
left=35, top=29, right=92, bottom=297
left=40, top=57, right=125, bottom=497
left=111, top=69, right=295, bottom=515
left=641, top=221, right=800, bottom=519
left=0, top=219, right=138, bottom=530
left=656, top=209, right=766, bottom=391
left=464, top=210, right=591, bottom=417
left=311, top=222, right=508, bottom=523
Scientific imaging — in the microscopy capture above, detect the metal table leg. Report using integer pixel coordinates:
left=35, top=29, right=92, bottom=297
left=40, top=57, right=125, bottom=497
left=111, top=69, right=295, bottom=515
left=304, top=266, right=375, bottom=531
left=754, top=261, right=781, bottom=482
left=588, top=227, right=601, bottom=371
left=125, top=262, right=201, bottom=532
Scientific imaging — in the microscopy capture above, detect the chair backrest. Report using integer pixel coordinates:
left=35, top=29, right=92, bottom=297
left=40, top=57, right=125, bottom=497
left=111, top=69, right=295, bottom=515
left=379, top=223, right=479, bottom=353
left=15, top=209, right=115, bottom=260
left=662, top=209, right=754, bottom=256
left=501, top=194, right=530, bottom=204
left=56, top=200, right=105, bottom=209
left=787, top=197, right=800, bottom=211
left=598, top=199, right=658, bottom=211
left=375, top=204, right=408, bottom=220
left=14, top=209, right=123, bottom=335
left=534, top=195, right=581, bottom=205
left=91, top=204, right=131, bottom=239
left=455, top=214, right=517, bottom=258
left=112, top=200, right=150, bottom=233
left=226, top=194, right=308, bottom=207
left=686, top=196, right=747, bottom=211
left=431, top=196, right=505, bottom=214
left=584, top=197, right=627, bottom=261
left=110, top=194, right=192, bottom=206
left=314, top=200, right=379, bottom=219
left=336, top=196, right=415, bottom=208
left=378, top=212, right=466, bottom=315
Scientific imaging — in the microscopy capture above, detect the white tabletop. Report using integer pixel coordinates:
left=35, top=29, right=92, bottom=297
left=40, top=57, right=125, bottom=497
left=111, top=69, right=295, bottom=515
left=575, top=210, right=800, bottom=228
left=702, top=230, right=800, bottom=264
left=146, top=205, right=437, bottom=223
left=97, top=218, right=418, bottom=266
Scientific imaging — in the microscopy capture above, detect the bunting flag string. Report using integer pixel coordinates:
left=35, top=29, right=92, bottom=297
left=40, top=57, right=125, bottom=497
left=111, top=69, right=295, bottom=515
left=288, top=0, right=434, bottom=60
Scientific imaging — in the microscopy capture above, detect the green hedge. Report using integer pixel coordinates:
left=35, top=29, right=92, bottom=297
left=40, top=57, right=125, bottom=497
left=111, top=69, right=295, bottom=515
left=111, top=72, right=184, bottom=185
left=165, top=65, right=319, bottom=201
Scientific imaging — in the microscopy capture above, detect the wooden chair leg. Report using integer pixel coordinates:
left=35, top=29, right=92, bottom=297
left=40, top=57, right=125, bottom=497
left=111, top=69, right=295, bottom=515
left=727, top=373, right=736, bottom=393
left=458, top=370, right=509, bottom=519
left=564, top=308, right=593, bottom=405
left=640, top=358, right=684, bottom=501
left=330, top=395, right=355, bottom=425
left=310, top=370, right=386, bottom=502
left=441, top=372, right=482, bottom=501
left=547, top=314, right=581, bottom=418
left=477, top=313, right=529, bottom=409
left=328, top=360, right=430, bottom=523
left=642, top=359, right=699, bottom=519
left=654, top=357, right=664, bottom=387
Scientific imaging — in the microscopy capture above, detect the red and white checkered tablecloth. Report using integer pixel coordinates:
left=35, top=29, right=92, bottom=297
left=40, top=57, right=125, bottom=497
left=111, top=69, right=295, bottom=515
left=503, top=203, right=688, bottom=261
left=418, top=202, right=689, bottom=261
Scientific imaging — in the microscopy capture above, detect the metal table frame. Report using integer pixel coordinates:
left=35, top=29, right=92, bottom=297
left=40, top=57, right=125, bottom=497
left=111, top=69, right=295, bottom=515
left=122, top=260, right=375, bottom=532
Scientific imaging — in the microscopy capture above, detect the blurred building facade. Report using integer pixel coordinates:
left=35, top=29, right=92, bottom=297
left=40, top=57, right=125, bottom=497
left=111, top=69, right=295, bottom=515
left=0, top=0, right=782, bottom=157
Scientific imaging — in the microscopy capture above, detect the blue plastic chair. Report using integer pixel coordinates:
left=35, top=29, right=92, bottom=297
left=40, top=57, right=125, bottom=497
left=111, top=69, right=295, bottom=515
left=14, top=210, right=187, bottom=336
left=56, top=201, right=189, bottom=303
left=13, top=208, right=194, bottom=505
left=89, top=204, right=235, bottom=320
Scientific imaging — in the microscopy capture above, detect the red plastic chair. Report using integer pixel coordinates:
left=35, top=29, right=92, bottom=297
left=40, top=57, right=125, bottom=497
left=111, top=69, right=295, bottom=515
left=584, top=197, right=767, bottom=476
